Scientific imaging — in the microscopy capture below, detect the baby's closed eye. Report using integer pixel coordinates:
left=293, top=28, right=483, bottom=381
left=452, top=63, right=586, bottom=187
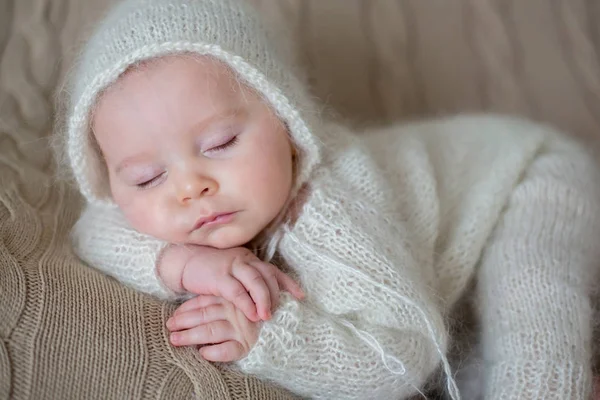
left=136, top=171, right=167, bottom=189
left=204, top=134, right=239, bottom=153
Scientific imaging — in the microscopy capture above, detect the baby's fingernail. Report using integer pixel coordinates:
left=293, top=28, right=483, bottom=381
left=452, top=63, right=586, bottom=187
left=260, top=310, right=270, bottom=320
left=170, top=333, right=180, bottom=344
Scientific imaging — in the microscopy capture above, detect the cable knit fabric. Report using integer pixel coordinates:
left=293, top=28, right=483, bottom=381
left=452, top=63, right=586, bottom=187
left=58, top=0, right=600, bottom=399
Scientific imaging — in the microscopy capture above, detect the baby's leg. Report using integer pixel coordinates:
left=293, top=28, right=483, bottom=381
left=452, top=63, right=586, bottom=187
left=476, top=136, right=600, bottom=399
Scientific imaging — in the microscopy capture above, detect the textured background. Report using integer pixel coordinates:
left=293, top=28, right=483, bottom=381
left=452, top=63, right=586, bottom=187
left=1, top=0, right=599, bottom=395
left=254, top=0, right=600, bottom=138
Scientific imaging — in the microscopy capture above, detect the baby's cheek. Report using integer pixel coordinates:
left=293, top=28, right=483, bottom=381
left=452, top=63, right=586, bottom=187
left=126, top=206, right=152, bottom=232
left=115, top=195, right=159, bottom=236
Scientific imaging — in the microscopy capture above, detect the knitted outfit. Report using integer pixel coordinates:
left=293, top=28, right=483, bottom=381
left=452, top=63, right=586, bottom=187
left=63, top=0, right=600, bottom=398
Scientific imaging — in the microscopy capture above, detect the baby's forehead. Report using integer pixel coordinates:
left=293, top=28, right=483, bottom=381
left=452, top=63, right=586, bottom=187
left=101, top=54, right=259, bottom=106
left=91, top=54, right=277, bottom=149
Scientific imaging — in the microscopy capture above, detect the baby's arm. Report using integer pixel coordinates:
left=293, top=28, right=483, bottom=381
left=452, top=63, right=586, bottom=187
left=72, top=205, right=303, bottom=318
left=71, top=204, right=173, bottom=298
left=477, top=135, right=600, bottom=399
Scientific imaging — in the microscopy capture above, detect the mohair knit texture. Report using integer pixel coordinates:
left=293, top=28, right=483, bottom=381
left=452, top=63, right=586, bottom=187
left=63, top=0, right=600, bottom=398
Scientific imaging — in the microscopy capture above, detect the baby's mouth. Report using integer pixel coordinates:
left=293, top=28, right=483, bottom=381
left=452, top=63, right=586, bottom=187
left=191, top=212, right=237, bottom=231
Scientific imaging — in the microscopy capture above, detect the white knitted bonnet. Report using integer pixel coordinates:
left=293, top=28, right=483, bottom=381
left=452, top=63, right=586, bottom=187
left=65, top=0, right=321, bottom=206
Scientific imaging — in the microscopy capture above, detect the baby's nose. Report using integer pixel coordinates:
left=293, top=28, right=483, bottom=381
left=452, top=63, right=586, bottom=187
left=176, top=173, right=218, bottom=204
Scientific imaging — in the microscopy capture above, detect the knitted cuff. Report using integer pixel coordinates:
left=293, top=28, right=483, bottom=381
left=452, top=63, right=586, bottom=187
left=484, top=360, right=592, bottom=400
left=237, top=292, right=304, bottom=373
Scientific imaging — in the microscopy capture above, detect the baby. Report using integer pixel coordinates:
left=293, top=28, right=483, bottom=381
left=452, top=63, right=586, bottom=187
left=58, top=0, right=600, bottom=399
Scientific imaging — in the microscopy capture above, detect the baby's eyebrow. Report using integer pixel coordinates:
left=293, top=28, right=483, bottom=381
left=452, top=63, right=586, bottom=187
left=115, top=154, right=154, bottom=175
left=191, top=107, right=245, bottom=132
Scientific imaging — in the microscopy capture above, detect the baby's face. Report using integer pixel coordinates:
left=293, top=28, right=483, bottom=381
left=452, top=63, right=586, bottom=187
left=92, top=56, right=294, bottom=248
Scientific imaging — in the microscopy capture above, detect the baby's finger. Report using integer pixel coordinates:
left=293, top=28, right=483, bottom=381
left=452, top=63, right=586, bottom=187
left=170, top=320, right=234, bottom=347
left=276, top=269, right=305, bottom=300
left=232, top=262, right=271, bottom=320
left=249, top=261, right=280, bottom=313
left=220, top=276, right=260, bottom=322
left=167, top=304, right=224, bottom=331
left=200, top=340, right=246, bottom=362
left=173, top=295, right=221, bottom=316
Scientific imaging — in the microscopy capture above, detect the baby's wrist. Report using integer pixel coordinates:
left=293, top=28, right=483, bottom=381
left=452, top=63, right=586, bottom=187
left=157, top=244, right=195, bottom=294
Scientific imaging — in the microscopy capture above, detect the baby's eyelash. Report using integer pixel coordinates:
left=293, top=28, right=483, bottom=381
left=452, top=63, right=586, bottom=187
left=209, top=136, right=239, bottom=152
left=137, top=172, right=166, bottom=190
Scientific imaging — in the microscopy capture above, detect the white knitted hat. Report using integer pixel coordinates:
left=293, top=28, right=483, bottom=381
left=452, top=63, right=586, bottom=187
left=65, top=0, right=321, bottom=206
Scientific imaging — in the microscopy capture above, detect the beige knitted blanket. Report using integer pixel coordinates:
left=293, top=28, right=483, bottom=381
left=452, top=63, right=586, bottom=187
left=1, top=0, right=599, bottom=398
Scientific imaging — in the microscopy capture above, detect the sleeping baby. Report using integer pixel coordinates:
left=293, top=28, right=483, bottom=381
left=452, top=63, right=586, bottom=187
left=57, top=0, right=600, bottom=398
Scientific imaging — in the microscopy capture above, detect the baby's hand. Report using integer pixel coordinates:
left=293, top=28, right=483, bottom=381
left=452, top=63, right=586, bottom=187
left=180, top=246, right=304, bottom=322
left=167, top=295, right=259, bottom=362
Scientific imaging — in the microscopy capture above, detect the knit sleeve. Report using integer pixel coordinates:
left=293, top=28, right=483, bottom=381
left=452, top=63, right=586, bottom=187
left=237, top=167, right=454, bottom=399
left=71, top=203, right=175, bottom=299
left=477, top=136, right=600, bottom=399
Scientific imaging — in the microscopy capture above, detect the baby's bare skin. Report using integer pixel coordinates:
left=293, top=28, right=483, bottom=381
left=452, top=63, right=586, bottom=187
left=159, top=244, right=304, bottom=322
